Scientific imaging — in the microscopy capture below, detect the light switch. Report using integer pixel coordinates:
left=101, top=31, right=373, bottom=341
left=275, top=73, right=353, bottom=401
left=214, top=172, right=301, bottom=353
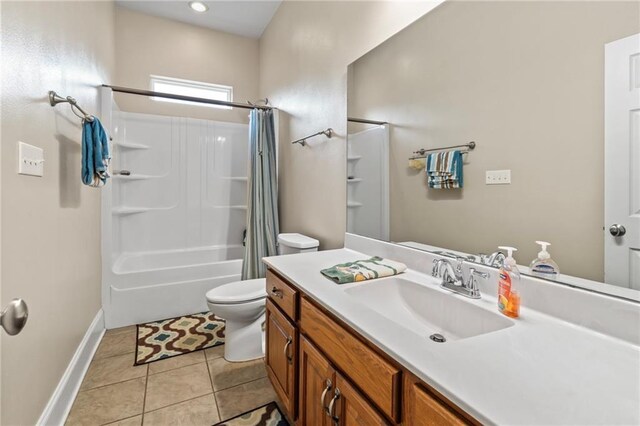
left=18, top=142, right=44, bottom=177
left=486, top=169, right=511, bottom=185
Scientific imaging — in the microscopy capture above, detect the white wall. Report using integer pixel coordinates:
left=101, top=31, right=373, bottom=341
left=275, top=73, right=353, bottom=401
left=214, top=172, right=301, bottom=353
left=0, top=1, right=114, bottom=424
left=259, top=1, right=443, bottom=249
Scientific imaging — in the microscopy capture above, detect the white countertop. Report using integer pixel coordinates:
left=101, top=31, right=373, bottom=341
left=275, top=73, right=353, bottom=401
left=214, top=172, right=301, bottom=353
left=263, top=248, right=640, bottom=425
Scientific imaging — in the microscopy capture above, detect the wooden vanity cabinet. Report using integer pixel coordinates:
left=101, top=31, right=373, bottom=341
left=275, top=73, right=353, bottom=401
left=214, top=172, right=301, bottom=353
left=264, top=268, right=475, bottom=426
left=265, top=298, right=297, bottom=418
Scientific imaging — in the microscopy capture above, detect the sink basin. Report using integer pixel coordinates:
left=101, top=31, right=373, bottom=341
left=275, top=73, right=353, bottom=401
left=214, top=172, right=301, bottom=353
left=344, top=276, right=514, bottom=342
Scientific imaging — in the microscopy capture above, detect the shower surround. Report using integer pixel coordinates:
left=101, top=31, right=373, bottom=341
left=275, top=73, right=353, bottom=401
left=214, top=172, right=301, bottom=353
left=100, top=88, right=249, bottom=328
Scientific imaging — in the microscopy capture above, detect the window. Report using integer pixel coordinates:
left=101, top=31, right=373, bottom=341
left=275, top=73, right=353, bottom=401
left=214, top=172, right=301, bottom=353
left=150, top=75, right=233, bottom=109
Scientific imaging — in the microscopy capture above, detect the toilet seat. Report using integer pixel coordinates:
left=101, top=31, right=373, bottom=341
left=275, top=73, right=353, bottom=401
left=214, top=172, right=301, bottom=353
left=206, top=278, right=266, bottom=305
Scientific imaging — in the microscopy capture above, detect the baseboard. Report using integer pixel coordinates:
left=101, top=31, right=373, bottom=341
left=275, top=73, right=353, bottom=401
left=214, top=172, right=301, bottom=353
left=37, top=309, right=105, bottom=426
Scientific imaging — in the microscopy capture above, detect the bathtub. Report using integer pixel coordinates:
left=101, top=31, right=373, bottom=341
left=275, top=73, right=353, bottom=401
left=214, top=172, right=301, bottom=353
left=104, top=245, right=245, bottom=328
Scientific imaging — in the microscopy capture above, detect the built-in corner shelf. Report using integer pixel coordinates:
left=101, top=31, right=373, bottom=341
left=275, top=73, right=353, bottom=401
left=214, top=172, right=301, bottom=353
left=112, top=207, right=150, bottom=216
left=213, top=205, right=248, bottom=210
left=347, top=155, right=362, bottom=161
left=112, top=174, right=158, bottom=181
left=347, top=201, right=363, bottom=208
left=116, top=142, right=150, bottom=150
left=221, top=177, right=248, bottom=182
left=347, top=178, right=363, bottom=183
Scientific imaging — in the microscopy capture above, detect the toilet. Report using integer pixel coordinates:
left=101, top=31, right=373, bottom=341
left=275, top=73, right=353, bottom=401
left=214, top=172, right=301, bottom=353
left=206, top=233, right=319, bottom=362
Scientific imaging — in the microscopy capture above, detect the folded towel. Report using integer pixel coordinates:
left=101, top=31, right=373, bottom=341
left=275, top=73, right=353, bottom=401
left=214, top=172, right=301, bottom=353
left=426, top=150, right=463, bottom=189
left=82, top=118, right=111, bottom=187
left=321, top=256, right=407, bottom=284
left=408, top=158, right=426, bottom=170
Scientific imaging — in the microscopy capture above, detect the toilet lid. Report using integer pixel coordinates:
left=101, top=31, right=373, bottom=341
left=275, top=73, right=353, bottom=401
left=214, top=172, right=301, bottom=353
left=206, top=278, right=267, bottom=304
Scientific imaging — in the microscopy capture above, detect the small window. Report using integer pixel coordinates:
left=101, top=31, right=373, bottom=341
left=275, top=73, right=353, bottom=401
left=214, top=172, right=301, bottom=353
left=150, top=75, right=233, bottom=109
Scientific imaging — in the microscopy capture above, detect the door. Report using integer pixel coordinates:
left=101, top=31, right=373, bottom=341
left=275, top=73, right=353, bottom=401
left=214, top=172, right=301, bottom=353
left=605, top=33, right=640, bottom=289
left=265, top=298, right=297, bottom=418
left=332, top=373, right=389, bottom=426
left=405, top=381, right=466, bottom=426
left=299, top=336, right=335, bottom=426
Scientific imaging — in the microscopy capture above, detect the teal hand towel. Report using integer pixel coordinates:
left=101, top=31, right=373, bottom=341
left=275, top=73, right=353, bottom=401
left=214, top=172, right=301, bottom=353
left=82, top=118, right=111, bottom=187
left=426, top=150, right=463, bottom=189
left=321, top=256, right=407, bottom=284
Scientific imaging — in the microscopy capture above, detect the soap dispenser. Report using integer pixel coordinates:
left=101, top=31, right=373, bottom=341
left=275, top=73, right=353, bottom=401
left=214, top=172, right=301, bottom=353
left=497, top=246, right=521, bottom=318
left=529, top=241, right=560, bottom=280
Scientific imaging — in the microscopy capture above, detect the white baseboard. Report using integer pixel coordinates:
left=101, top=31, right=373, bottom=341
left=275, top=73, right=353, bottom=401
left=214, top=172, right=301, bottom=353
left=37, top=309, right=105, bottom=426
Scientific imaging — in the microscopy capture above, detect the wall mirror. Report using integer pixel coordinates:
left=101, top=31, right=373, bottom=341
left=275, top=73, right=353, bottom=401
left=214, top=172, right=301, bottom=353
left=346, top=0, right=640, bottom=300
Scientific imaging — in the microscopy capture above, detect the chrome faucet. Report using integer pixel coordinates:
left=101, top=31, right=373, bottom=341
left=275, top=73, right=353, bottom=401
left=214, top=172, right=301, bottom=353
left=479, top=251, right=506, bottom=268
left=432, top=257, right=489, bottom=299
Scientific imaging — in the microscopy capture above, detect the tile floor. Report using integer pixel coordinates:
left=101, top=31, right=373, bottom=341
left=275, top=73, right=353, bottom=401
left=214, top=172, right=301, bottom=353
left=66, top=326, right=279, bottom=425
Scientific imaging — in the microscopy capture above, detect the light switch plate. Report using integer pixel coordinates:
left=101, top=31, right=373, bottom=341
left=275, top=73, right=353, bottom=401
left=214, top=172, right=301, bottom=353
left=486, top=169, right=511, bottom=185
left=18, top=142, right=44, bottom=177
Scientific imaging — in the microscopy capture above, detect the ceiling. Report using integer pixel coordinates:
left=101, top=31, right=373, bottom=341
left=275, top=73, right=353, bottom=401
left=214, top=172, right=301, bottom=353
left=116, top=1, right=282, bottom=39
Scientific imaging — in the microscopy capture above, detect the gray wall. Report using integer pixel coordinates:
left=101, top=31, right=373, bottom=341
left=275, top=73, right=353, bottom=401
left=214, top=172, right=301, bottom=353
left=259, top=1, right=443, bottom=249
left=349, top=1, right=640, bottom=280
left=115, top=6, right=260, bottom=123
left=1, top=2, right=115, bottom=423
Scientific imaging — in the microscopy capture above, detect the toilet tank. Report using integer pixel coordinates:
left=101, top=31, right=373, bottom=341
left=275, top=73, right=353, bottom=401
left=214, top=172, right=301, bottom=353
left=278, top=233, right=320, bottom=255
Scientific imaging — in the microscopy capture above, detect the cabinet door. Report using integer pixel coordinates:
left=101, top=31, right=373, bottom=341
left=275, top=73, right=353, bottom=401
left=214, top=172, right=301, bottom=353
left=332, top=373, right=390, bottom=426
left=265, top=298, right=297, bottom=419
left=299, top=336, right=335, bottom=426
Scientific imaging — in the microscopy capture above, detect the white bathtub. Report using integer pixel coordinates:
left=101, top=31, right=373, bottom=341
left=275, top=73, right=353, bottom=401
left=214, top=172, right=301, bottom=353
left=104, top=245, right=245, bottom=328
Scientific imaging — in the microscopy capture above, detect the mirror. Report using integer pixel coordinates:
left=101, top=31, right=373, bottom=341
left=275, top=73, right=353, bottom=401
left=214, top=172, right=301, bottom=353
left=346, top=1, right=640, bottom=299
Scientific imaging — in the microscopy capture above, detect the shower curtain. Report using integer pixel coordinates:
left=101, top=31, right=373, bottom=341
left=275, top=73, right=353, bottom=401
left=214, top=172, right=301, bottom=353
left=242, top=108, right=280, bottom=280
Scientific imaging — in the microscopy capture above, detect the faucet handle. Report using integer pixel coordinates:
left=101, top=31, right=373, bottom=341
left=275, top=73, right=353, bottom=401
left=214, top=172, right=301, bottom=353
left=466, top=268, right=490, bottom=299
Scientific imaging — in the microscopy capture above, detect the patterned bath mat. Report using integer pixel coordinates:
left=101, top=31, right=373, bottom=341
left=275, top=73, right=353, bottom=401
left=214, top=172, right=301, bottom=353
left=135, top=312, right=225, bottom=365
left=214, top=402, right=288, bottom=426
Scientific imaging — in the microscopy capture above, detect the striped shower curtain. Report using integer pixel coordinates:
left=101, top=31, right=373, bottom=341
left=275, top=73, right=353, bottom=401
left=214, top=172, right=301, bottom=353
left=242, top=108, right=280, bottom=280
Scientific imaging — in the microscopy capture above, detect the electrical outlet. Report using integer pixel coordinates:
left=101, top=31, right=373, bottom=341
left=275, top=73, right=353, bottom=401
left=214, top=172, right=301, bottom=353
left=486, top=169, right=511, bottom=185
left=18, top=142, right=44, bottom=177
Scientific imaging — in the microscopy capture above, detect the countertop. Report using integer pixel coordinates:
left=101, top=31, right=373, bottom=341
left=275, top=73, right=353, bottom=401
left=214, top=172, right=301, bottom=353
left=263, top=248, right=640, bottom=425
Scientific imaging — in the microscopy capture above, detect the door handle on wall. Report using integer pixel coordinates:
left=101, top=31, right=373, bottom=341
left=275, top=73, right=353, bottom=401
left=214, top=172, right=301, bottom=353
left=1, top=299, right=28, bottom=336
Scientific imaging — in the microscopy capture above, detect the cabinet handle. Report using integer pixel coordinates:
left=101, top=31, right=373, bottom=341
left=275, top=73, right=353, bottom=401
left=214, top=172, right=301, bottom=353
left=321, top=379, right=333, bottom=415
left=283, top=336, right=293, bottom=364
left=328, top=388, right=341, bottom=426
left=271, top=286, right=283, bottom=299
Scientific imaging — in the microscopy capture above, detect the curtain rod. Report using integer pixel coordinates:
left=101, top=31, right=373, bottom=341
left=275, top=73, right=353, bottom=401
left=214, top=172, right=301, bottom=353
left=102, top=85, right=274, bottom=110
left=347, top=117, right=388, bottom=126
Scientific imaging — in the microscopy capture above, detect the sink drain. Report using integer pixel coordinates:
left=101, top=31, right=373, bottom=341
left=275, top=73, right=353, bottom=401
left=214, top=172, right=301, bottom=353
left=429, top=333, right=446, bottom=343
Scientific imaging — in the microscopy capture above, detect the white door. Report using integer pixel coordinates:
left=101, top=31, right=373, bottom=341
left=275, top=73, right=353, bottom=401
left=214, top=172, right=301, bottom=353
left=605, top=33, right=640, bottom=289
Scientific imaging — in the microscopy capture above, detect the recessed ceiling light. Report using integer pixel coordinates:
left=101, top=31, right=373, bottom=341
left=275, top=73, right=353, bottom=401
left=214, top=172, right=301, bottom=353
left=189, top=1, right=208, bottom=13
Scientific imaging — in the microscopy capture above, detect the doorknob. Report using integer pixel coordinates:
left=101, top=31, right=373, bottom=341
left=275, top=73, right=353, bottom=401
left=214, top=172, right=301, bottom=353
left=609, top=224, right=626, bottom=237
left=0, top=298, right=28, bottom=336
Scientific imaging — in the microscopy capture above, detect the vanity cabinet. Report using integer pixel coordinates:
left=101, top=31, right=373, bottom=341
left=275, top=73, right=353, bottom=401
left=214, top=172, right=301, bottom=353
left=265, top=268, right=475, bottom=426
left=265, top=298, right=298, bottom=418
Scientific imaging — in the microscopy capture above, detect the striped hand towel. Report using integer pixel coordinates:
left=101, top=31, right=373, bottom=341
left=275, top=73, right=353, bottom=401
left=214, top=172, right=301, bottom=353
left=426, top=150, right=463, bottom=189
left=320, top=256, right=407, bottom=284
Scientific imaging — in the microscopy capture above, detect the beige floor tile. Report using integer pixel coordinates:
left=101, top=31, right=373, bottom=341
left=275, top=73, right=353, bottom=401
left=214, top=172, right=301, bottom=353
left=204, top=344, right=225, bottom=361
left=208, top=357, right=267, bottom=391
left=95, top=328, right=137, bottom=360
left=215, top=377, right=277, bottom=421
left=105, top=415, right=142, bottom=426
left=142, top=394, right=219, bottom=426
left=81, top=353, right=147, bottom=390
left=148, top=351, right=206, bottom=375
left=145, top=363, right=212, bottom=412
left=66, top=378, right=145, bottom=425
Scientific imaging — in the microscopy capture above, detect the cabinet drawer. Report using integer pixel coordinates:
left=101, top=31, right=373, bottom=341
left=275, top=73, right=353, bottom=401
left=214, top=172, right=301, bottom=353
left=405, top=381, right=469, bottom=426
left=300, top=297, right=401, bottom=422
left=266, top=269, right=298, bottom=320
